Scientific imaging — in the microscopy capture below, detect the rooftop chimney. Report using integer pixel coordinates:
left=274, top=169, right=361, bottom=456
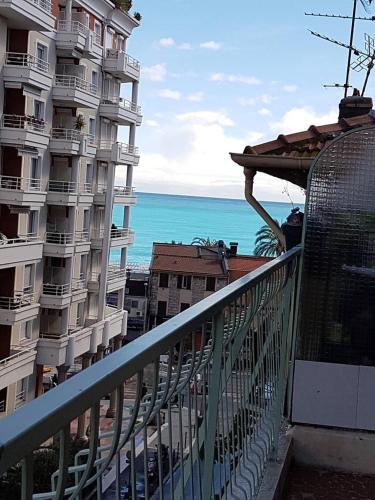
left=339, top=94, right=373, bottom=120
left=229, top=242, right=238, bottom=256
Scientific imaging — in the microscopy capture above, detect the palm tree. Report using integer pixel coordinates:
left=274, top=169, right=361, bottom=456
left=253, top=222, right=283, bottom=257
left=191, top=237, right=218, bottom=247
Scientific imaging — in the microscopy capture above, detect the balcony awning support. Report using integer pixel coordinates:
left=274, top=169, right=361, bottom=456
left=244, top=167, right=286, bottom=250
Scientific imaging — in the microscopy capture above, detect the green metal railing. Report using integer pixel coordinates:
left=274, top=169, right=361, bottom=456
left=0, top=247, right=300, bottom=499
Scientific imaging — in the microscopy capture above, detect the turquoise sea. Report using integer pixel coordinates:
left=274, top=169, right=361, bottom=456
left=111, top=192, right=303, bottom=264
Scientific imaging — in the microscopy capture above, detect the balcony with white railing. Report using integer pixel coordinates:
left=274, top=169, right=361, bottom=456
left=44, top=232, right=75, bottom=258
left=0, top=347, right=36, bottom=392
left=96, top=140, right=140, bottom=165
left=0, top=175, right=46, bottom=207
left=0, top=234, right=43, bottom=269
left=107, top=265, right=127, bottom=293
left=93, top=184, right=136, bottom=206
left=103, top=49, right=140, bottom=81
left=40, top=283, right=72, bottom=309
left=78, top=182, right=94, bottom=206
left=3, top=52, right=52, bottom=91
left=56, top=20, right=90, bottom=55
left=47, top=179, right=78, bottom=206
left=91, top=227, right=134, bottom=249
left=99, top=96, right=142, bottom=126
left=0, top=0, right=55, bottom=31
left=71, top=277, right=88, bottom=302
left=0, top=249, right=300, bottom=498
left=49, top=128, right=83, bottom=155
left=0, top=291, right=39, bottom=324
left=74, top=230, right=91, bottom=253
left=0, top=114, right=49, bottom=149
left=52, top=75, right=100, bottom=109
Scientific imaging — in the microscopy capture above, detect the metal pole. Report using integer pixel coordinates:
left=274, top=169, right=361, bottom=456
left=344, top=0, right=358, bottom=97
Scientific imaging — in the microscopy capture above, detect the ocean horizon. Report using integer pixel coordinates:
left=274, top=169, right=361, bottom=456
left=111, top=192, right=304, bottom=264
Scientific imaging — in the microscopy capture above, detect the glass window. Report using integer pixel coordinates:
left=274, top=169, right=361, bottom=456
left=180, top=303, right=190, bottom=312
left=177, top=275, right=191, bottom=290
left=89, top=118, right=96, bottom=137
left=34, top=100, right=45, bottom=120
left=159, top=273, right=169, bottom=288
left=206, top=277, right=216, bottom=292
left=20, top=320, right=33, bottom=341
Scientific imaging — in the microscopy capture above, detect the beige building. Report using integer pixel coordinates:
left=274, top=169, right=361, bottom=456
left=0, top=0, right=141, bottom=416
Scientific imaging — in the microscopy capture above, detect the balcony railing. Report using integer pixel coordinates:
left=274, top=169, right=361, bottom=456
left=0, top=400, right=5, bottom=413
left=45, top=232, right=74, bottom=245
left=57, top=20, right=89, bottom=35
left=79, top=182, right=92, bottom=193
left=0, top=175, right=41, bottom=191
left=54, top=75, right=98, bottom=95
left=75, top=230, right=90, bottom=243
left=0, top=248, right=300, bottom=498
left=106, top=49, right=140, bottom=69
left=97, top=140, right=138, bottom=156
left=0, top=292, right=35, bottom=310
left=51, top=128, right=81, bottom=141
left=0, top=234, right=39, bottom=246
left=0, top=114, right=46, bottom=132
left=5, top=52, right=49, bottom=73
left=92, top=227, right=133, bottom=240
left=71, top=277, right=86, bottom=291
left=42, top=283, right=71, bottom=296
left=48, top=180, right=77, bottom=193
left=0, top=347, right=35, bottom=369
left=107, top=265, right=126, bottom=280
left=101, top=96, right=142, bottom=114
left=14, top=390, right=26, bottom=409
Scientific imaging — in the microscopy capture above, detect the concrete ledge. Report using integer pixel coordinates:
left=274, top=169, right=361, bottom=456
left=257, top=433, right=293, bottom=500
left=292, top=425, right=375, bottom=476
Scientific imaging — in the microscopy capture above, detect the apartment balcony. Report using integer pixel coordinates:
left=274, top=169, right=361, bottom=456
left=71, top=277, right=87, bottom=302
left=37, top=311, right=125, bottom=367
left=49, top=128, right=83, bottom=156
left=0, top=234, right=43, bottom=269
left=52, top=75, right=100, bottom=109
left=0, top=249, right=299, bottom=498
left=99, top=97, right=142, bottom=126
left=88, top=266, right=126, bottom=294
left=93, top=185, right=136, bottom=206
left=56, top=21, right=103, bottom=60
left=0, top=291, right=39, bottom=325
left=74, top=230, right=91, bottom=253
left=46, top=180, right=78, bottom=206
left=0, top=0, right=55, bottom=31
left=40, top=283, right=71, bottom=309
left=0, top=347, right=36, bottom=392
left=96, top=141, right=140, bottom=165
left=78, top=183, right=94, bottom=206
left=91, top=227, right=134, bottom=250
left=103, top=50, right=140, bottom=82
left=0, top=175, right=46, bottom=207
left=0, top=114, right=49, bottom=149
left=3, top=52, right=52, bottom=91
left=44, top=232, right=74, bottom=258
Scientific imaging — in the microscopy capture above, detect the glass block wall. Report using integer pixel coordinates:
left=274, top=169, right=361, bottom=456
left=299, top=125, right=375, bottom=365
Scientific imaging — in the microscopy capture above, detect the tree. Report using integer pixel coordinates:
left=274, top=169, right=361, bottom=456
left=112, top=0, right=132, bottom=11
left=253, top=222, right=283, bottom=257
left=191, top=237, right=218, bottom=247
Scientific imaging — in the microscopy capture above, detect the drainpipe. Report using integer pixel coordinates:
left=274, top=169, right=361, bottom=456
left=244, top=167, right=286, bottom=249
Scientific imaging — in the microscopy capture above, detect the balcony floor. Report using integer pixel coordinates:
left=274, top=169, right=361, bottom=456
left=285, top=465, right=375, bottom=500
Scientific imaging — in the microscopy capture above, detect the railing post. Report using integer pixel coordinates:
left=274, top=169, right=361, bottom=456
left=202, top=310, right=225, bottom=499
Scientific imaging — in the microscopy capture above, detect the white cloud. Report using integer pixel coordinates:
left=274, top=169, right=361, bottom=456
left=210, top=73, right=261, bottom=85
left=258, top=108, right=272, bottom=117
left=247, top=131, right=264, bottom=143
left=158, top=37, right=175, bottom=48
left=176, top=110, right=235, bottom=127
left=145, top=120, right=159, bottom=127
left=142, top=63, right=167, bottom=81
left=178, top=42, right=192, bottom=50
left=200, top=41, right=222, bottom=50
left=238, top=94, right=274, bottom=107
left=187, top=91, right=204, bottom=102
left=271, top=106, right=337, bottom=134
left=158, top=88, right=182, bottom=100
left=282, top=84, right=298, bottom=93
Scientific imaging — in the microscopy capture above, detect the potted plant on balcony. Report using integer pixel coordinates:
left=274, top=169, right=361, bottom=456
left=75, top=115, right=85, bottom=131
left=113, top=0, right=132, bottom=11
left=134, top=12, right=142, bottom=21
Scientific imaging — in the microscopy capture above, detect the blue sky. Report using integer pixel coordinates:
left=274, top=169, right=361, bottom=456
left=117, top=0, right=375, bottom=202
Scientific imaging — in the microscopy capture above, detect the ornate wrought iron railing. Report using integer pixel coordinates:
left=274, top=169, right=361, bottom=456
left=0, top=248, right=300, bottom=499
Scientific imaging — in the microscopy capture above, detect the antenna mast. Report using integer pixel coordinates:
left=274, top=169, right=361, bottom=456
left=345, top=0, right=358, bottom=96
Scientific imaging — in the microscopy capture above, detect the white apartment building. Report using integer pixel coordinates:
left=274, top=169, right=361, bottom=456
left=0, top=0, right=141, bottom=417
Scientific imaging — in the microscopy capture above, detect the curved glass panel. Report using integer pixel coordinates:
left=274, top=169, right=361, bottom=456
left=299, top=125, right=375, bottom=365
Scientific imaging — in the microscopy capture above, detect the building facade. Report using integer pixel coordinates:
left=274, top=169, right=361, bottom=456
left=0, top=0, right=141, bottom=416
left=148, top=242, right=269, bottom=327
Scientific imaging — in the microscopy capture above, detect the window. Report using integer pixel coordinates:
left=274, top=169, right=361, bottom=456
left=34, top=100, right=45, bottom=120
left=15, top=378, right=27, bottom=406
left=30, top=157, right=40, bottom=188
left=27, top=210, right=38, bottom=235
left=20, top=320, right=33, bottom=341
left=206, top=277, right=216, bottom=292
left=89, top=118, right=96, bottom=137
left=36, top=42, right=47, bottom=70
left=157, top=301, right=167, bottom=317
left=159, top=273, right=169, bottom=288
left=180, top=303, right=190, bottom=312
left=24, top=264, right=33, bottom=292
left=131, top=300, right=138, bottom=308
left=177, top=275, right=192, bottom=290
left=91, top=70, right=98, bottom=91
left=94, top=21, right=102, bottom=42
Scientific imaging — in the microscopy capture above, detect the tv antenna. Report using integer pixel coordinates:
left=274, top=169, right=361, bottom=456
left=306, top=0, right=374, bottom=97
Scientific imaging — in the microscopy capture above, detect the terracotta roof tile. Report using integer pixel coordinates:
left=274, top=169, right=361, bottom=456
left=228, top=256, right=271, bottom=282
left=151, top=254, right=226, bottom=276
